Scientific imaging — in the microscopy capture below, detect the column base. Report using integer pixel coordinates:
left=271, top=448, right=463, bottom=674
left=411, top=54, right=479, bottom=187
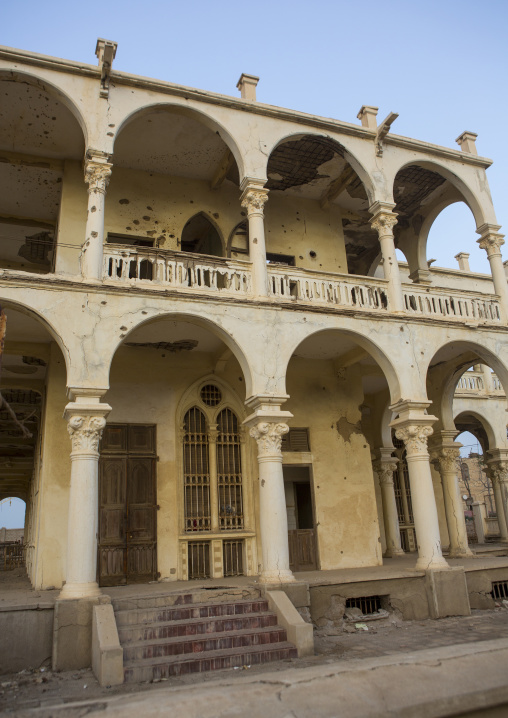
left=448, top=547, right=476, bottom=559
left=58, top=581, right=102, bottom=600
left=384, top=547, right=406, bottom=558
left=415, top=554, right=449, bottom=571
left=259, top=569, right=295, bottom=584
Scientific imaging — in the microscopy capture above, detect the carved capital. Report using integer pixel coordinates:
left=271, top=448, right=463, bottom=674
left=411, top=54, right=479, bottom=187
left=241, top=188, right=269, bottom=214
left=489, top=461, right=508, bottom=485
left=477, top=233, right=505, bottom=255
left=84, top=160, right=112, bottom=194
left=373, top=461, right=398, bottom=486
left=395, top=424, right=433, bottom=455
left=67, top=414, right=107, bottom=454
left=250, top=421, right=289, bottom=457
left=430, top=447, right=460, bottom=474
left=370, top=212, right=398, bottom=236
left=208, top=425, right=219, bottom=444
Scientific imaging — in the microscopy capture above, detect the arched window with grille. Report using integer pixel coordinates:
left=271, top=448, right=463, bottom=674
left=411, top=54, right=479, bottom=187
left=183, top=407, right=210, bottom=531
left=217, top=408, right=244, bottom=530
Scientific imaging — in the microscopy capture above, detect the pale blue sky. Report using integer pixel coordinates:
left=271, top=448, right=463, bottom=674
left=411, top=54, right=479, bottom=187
left=0, top=1, right=504, bottom=526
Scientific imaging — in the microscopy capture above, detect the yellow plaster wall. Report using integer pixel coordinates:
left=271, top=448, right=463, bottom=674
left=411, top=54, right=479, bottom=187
left=285, top=357, right=383, bottom=569
left=33, top=344, right=70, bottom=589
left=265, top=195, right=347, bottom=273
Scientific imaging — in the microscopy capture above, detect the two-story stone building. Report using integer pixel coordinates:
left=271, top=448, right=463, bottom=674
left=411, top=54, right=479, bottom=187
left=1, top=41, right=508, bottom=674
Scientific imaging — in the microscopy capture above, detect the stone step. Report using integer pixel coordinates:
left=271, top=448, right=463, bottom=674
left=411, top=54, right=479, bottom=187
left=123, top=642, right=298, bottom=682
left=115, top=599, right=269, bottom=626
left=122, top=626, right=288, bottom=661
left=118, top=611, right=278, bottom=643
left=111, top=587, right=261, bottom=613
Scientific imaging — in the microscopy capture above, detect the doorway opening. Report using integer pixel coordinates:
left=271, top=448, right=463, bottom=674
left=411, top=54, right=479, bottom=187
left=284, top=466, right=317, bottom=571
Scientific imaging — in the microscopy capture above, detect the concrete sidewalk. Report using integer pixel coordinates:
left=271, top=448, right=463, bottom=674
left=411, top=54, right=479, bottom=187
left=8, top=638, right=508, bottom=718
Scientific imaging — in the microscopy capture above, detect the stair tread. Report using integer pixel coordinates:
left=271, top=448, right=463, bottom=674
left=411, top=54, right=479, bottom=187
left=124, top=641, right=297, bottom=667
left=115, top=599, right=268, bottom=617
left=121, top=625, right=287, bottom=649
left=117, top=610, right=276, bottom=632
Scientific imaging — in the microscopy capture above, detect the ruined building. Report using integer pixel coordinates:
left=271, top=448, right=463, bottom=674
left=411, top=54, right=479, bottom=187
left=0, top=40, right=507, bottom=679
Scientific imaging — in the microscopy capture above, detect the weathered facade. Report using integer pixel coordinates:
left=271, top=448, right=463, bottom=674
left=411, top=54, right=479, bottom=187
left=1, top=40, right=508, bottom=670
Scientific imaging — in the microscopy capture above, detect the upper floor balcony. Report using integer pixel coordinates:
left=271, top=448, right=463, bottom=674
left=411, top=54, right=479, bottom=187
left=0, top=43, right=507, bottom=328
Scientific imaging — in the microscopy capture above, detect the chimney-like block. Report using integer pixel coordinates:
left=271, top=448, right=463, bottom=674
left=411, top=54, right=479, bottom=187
left=455, top=252, right=471, bottom=272
left=236, top=73, right=259, bottom=101
left=456, top=131, right=478, bottom=155
left=357, top=105, right=379, bottom=130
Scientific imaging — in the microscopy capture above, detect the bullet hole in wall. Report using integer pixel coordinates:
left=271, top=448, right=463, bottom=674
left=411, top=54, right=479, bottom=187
left=309, top=251, right=317, bottom=258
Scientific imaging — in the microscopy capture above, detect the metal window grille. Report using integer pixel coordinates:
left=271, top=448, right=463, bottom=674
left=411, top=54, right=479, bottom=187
left=392, top=436, right=414, bottom=524
left=223, top=540, right=244, bottom=577
left=217, top=409, right=244, bottom=530
left=183, top=407, right=211, bottom=531
left=0, top=543, right=25, bottom=571
left=188, top=541, right=210, bottom=579
left=345, top=596, right=382, bottom=615
left=281, top=428, right=310, bottom=452
left=491, top=581, right=508, bottom=600
left=392, top=464, right=405, bottom=524
left=200, top=384, right=222, bottom=407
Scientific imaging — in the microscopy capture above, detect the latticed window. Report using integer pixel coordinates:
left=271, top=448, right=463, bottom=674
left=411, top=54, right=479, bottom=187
left=217, top=408, right=244, bottom=530
left=183, top=408, right=210, bottom=531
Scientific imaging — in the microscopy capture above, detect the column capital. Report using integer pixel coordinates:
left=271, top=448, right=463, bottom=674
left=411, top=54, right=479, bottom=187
left=369, top=201, right=398, bottom=234
left=244, top=395, right=293, bottom=459
left=240, top=180, right=269, bottom=215
left=373, top=460, right=398, bottom=486
left=487, top=456, right=508, bottom=486
left=63, top=400, right=112, bottom=455
left=84, top=149, right=113, bottom=194
left=430, top=445, right=461, bottom=473
left=249, top=421, right=289, bottom=458
left=476, top=224, right=505, bottom=255
left=208, top=424, right=219, bottom=444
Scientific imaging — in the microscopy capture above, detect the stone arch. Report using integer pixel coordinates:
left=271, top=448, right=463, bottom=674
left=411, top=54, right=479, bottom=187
left=106, top=311, right=254, bottom=398
left=0, top=68, right=89, bottom=147
left=454, top=409, right=497, bottom=453
left=0, top=298, right=70, bottom=380
left=392, top=159, right=487, bottom=229
left=282, top=326, right=402, bottom=406
left=414, top=197, right=464, bottom=271
left=265, top=130, right=376, bottom=204
left=113, top=102, right=245, bottom=180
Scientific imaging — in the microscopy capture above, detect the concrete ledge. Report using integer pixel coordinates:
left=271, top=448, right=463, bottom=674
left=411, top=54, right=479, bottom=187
left=266, top=590, right=314, bottom=657
left=52, top=595, right=109, bottom=671
left=92, top=604, right=124, bottom=687
left=0, top=606, right=53, bottom=674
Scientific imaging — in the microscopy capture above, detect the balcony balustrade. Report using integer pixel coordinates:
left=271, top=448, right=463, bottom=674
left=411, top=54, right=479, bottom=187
left=103, top=245, right=251, bottom=296
left=101, top=246, right=502, bottom=326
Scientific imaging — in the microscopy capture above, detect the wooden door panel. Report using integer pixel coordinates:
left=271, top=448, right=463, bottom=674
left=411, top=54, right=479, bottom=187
left=101, top=425, right=128, bottom=453
left=128, top=425, right=155, bottom=454
left=288, top=529, right=317, bottom=572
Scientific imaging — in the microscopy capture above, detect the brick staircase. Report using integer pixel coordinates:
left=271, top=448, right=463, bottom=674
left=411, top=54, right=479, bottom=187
left=112, top=589, right=298, bottom=682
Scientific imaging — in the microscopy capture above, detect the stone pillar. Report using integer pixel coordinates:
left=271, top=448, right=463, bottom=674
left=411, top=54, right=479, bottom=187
left=373, top=451, right=404, bottom=557
left=59, top=396, right=111, bottom=599
left=477, top=224, right=508, bottom=321
left=487, top=458, right=508, bottom=542
left=472, top=502, right=486, bottom=544
left=82, top=150, right=113, bottom=281
left=391, top=403, right=449, bottom=570
left=208, top=425, right=219, bottom=532
left=240, top=180, right=269, bottom=297
left=430, top=443, right=474, bottom=558
left=244, top=397, right=295, bottom=583
left=369, top=202, right=404, bottom=313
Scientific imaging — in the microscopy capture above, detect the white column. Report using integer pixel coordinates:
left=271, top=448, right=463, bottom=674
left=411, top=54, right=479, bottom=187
left=370, top=202, right=404, bottom=313
left=477, top=224, right=508, bottom=321
left=488, top=461, right=508, bottom=542
left=431, top=445, right=474, bottom=557
left=245, top=398, right=295, bottom=584
left=391, top=404, right=449, bottom=571
left=240, top=180, right=269, bottom=297
left=82, top=150, right=112, bottom=281
left=59, top=398, right=111, bottom=599
left=373, top=455, right=404, bottom=557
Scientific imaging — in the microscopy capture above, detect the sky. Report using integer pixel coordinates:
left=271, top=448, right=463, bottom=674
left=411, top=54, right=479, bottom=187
left=0, top=0, right=505, bottom=525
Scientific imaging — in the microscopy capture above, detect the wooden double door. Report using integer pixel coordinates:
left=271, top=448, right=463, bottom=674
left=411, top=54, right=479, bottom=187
left=98, top=424, right=157, bottom=587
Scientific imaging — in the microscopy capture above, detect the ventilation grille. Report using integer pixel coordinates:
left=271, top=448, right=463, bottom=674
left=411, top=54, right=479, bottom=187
left=345, top=596, right=382, bottom=616
left=223, top=540, right=244, bottom=577
left=200, top=384, right=222, bottom=407
left=492, top=581, right=508, bottom=600
left=281, top=428, right=310, bottom=452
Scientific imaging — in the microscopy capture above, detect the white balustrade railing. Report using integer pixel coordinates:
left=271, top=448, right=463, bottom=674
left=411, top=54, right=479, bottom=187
left=456, top=373, right=484, bottom=392
left=402, top=285, right=501, bottom=323
left=104, top=245, right=251, bottom=295
left=268, top=266, right=389, bottom=311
